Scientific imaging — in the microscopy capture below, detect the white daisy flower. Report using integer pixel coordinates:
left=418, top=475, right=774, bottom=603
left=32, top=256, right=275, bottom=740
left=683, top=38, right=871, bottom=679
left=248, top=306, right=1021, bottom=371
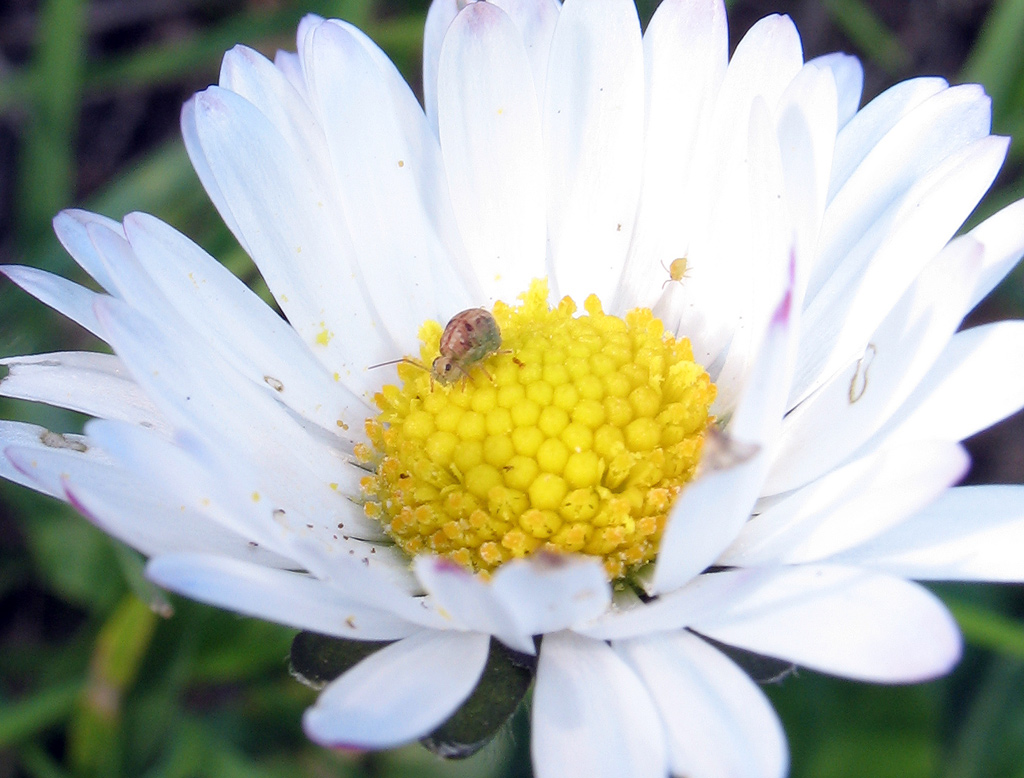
left=3, top=0, right=1024, bottom=775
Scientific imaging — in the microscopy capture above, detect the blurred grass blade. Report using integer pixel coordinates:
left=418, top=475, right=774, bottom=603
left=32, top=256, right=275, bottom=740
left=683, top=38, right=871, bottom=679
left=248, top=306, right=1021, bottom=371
left=139, top=717, right=207, bottom=778
left=20, top=505, right=125, bottom=613
left=17, top=0, right=86, bottom=248
left=947, top=598, right=1024, bottom=660
left=83, top=1, right=419, bottom=96
left=0, top=682, right=82, bottom=748
left=822, top=0, right=910, bottom=74
left=26, top=140, right=199, bottom=281
left=961, top=0, right=1024, bottom=120
left=113, top=543, right=174, bottom=619
left=942, top=658, right=1024, bottom=778
left=83, top=5, right=323, bottom=94
left=69, top=594, right=159, bottom=776
left=17, top=741, right=75, bottom=778
left=86, top=142, right=202, bottom=224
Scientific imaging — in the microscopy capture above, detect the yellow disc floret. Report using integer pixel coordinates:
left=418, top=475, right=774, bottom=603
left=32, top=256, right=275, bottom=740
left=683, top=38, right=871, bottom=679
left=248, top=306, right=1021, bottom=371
left=357, top=280, right=716, bottom=580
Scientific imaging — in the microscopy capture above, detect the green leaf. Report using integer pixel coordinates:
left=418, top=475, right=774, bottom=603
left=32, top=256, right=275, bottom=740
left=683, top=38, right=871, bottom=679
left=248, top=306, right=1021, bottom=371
left=289, top=631, right=394, bottom=690
left=20, top=503, right=125, bottom=612
left=961, top=0, right=1024, bottom=122
left=68, top=595, right=160, bottom=776
left=17, top=0, right=87, bottom=246
left=946, top=598, right=1024, bottom=661
left=0, top=682, right=82, bottom=748
left=821, top=0, right=910, bottom=74
left=16, top=740, right=76, bottom=778
left=191, top=616, right=295, bottom=682
left=138, top=717, right=207, bottom=778
left=943, top=658, right=1024, bottom=778
left=422, top=640, right=536, bottom=760
left=767, top=672, right=943, bottom=778
left=807, top=730, right=938, bottom=778
left=113, top=544, right=174, bottom=619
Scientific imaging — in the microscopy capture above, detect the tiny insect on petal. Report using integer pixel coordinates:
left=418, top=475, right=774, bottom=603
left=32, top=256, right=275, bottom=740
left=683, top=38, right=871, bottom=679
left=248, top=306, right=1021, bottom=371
left=661, top=258, right=690, bottom=289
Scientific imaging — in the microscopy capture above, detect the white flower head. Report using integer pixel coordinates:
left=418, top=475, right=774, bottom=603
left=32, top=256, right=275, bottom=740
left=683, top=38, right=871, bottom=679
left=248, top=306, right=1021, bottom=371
left=4, top=0, right=1024, bottom=775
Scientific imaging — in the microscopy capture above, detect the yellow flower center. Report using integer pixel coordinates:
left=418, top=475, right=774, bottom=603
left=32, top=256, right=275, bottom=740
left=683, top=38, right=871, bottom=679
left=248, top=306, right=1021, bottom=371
left=356, top=280, right=716, bottom=580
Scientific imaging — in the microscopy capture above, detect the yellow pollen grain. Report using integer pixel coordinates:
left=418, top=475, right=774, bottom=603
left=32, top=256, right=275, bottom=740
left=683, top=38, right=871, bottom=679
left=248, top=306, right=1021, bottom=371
left=358, top=279, right=716, bottom=580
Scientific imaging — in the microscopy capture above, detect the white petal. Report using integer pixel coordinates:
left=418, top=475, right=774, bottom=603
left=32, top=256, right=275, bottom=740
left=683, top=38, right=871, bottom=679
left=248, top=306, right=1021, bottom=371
left=828, top=77, right=949, bottom=201
left=831, top=485, right=1024, bottom=582
left=616, top=0, right=726, bottom=313
left=653, top=101, right=769, bottom=371
left=327, top=19, right=472, bottom=279
left=82, top=208, right=181, bottom=323
left=811, top=85, right=994, bottom=305
left=419, top=551, right=614, bottom=651
left=490, top=0, right=559, bottom=101
left=543, top=0, right=644, bottom=303
left=767, top=235, right=982, bottom=494
left=272, top=50, right=307, bottom=99
left=964, top=197, right=1024, bottom=312
left=51, top=209, right=124, bottom=293
left=701, top=99, right=798, bottom=411
left=533, top=631, right=666, bottom=778
left=413, top=556, right=533, bottom=653
left=84, top=418, right=400, bottom=609
left=1, top=265, right=105, bottom=339
left=617, top=632, right=787, bottom=778
left=683, top=13, right=803, bottom=248
left=1, top=420, right=94, bottom=496
left=650, top=453, right=768, bottom=597
left=191, top=85, right=391, bottom=395
left=181, top=98, right=247, bottom=252
left=808, top=52, right=863, bottom=129
left=423, top=0, right=460, bottom=133
left=306, top=21, right=474, bottom=341
left=437, top=0, right=547, bottom=302
left=92, top=297, right=381, bottom=541
left=796, top=135, right=1008, bottom=404
left=775, top=62, right=837, bottom=290
left=722, top=441, right=969, bottom=566
left=147, top=553, right=416, bottom=640
left=218, top=44, right=328, bottom=179
left=4, top=442, right=293, bottom=567
left=659, top=14, right=802, bottom=369
left=652, top=280, right=795, bottom=595
left=491, top=553, right=612, bottom=637
left=122, top=212, right=372, bottom=435
left=295, top=13, right=323, bottom=54
left=699, top=13, right=804, bottom=184
left=303, top=630, right=490, bottom=749
left=81, top=417, right=305, bottom=561
left=578, top=567, right=772, bottom=641
left=879, top=321, right=1024, bottom=448
left=0, top=352, right=166, bottom=431
left=292, top=538, right=442, bottom=629
left=691, top=565, right=962, bottom=683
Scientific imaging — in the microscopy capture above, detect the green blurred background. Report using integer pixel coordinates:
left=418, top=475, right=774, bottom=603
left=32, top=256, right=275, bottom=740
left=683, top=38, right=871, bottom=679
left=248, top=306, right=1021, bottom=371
left=1, top=0, right=1023, bottom=776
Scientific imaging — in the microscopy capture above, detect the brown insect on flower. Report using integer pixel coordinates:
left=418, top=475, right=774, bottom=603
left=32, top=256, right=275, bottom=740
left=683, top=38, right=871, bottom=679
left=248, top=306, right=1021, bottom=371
left=369, top=308, right=509, bottom=385
left=431, top=307, right=504, bottom=383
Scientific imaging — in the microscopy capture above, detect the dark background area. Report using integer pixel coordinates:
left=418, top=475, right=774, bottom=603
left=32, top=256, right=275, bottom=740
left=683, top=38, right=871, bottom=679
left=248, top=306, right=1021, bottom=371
left=1, top=1, right=1023, bottom=776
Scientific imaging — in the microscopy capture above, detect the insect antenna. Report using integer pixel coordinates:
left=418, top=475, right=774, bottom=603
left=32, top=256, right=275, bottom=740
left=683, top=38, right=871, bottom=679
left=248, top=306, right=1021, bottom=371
left=367, top=357, right=438, bottom=389
left=367, top=357, right=428, bottom=371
